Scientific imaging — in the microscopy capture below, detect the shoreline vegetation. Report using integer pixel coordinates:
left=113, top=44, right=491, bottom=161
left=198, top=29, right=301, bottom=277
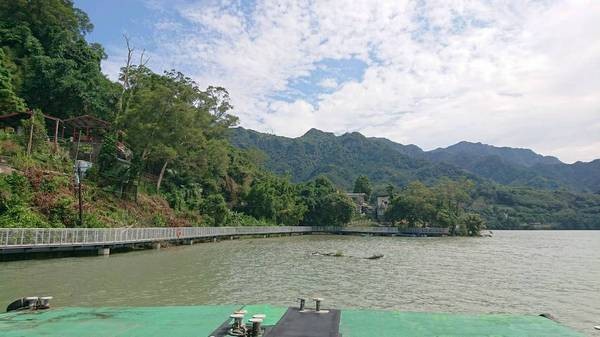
left=0, top=2, right=598, bottom=234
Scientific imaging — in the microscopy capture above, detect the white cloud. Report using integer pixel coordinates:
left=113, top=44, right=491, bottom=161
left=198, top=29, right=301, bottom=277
left=318, top=78, right=338, bottom=89
left=110, top=0, right=600, bottom=163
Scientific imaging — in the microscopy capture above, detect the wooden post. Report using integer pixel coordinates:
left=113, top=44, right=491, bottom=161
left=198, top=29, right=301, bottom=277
left=26, top=114, right=34, bottom=156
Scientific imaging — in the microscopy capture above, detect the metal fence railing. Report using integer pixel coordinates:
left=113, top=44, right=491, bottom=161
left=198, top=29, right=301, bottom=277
left=0, top=226, right=313, bottom=247
left=0, top=226, right=449, bottom=248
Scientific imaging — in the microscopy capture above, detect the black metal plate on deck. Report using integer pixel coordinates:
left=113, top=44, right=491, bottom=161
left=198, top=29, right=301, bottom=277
left=263, top=307, right=341, bottom=337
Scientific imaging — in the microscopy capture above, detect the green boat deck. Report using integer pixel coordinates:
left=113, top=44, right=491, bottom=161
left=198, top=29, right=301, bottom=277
left=0, top=305, right=584, bottom=337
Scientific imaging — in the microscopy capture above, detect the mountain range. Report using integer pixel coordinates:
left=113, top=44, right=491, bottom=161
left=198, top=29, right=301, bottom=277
left=230, top=127, right=600, bottom=193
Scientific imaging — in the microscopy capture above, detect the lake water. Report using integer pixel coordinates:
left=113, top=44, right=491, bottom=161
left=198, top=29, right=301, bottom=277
left=1, top=231, right=599, bottom=335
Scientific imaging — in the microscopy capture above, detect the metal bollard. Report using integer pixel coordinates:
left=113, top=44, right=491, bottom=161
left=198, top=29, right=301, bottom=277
left=313, top=297, right=323, bottom=312
left=25, top=297, right=38, bottom=310
left=230, top=313, right=244, bottom=331
left=298, top=298, right=306, bottom=310
left=38, top=296, right=53, bottom=309
left=249, top=318, right=263, bottom=337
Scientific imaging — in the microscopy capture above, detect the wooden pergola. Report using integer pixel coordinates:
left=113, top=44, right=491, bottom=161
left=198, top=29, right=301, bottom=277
left=62, top=115, right=111, bottom=143
left=0, top=111, right=64, bottom=150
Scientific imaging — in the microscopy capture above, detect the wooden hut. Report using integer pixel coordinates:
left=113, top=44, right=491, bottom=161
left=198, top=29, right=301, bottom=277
left=63, top=115, right=111, bottom=161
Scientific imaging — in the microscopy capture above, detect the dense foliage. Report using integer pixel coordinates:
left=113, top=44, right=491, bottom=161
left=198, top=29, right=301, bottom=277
left=353, top=175, right=372, bottom=199
left=230, top=127, right=476, bottom=188
left=0, top=0, right=119, bottom=118
left=0, top=2, right=355, bottom=229
left=384, top=179, right=483, bottom=235
left=231, top=128, right=600, bottom=230
left=230, top=128, right=600, bottom=193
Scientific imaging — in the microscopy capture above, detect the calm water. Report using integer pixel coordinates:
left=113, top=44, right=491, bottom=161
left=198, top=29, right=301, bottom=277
left=1, top=231, right=599, bottom=335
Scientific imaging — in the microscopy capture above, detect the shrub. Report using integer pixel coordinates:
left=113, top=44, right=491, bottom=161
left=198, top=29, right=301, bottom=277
left=48, top=196, right=78, bottom=227
left=0, top=172, right=32, bottom=210
left=83, top=213, right=106, bottom=228
left=200, top=194, right=230, bottom=226
left=0, top=204, right=52, bottom=228
left=151, top=213, right=167, bottom=227
left=18, top=110, right=49, bottom=154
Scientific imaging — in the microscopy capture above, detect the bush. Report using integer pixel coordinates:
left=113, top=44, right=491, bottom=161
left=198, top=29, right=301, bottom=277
left=39, top=174, right=69, bottom=193
left=0, top=172, right=32, bottom=210
left=460, top=213, right=486, bottom=236
left=18, top=110, right=49, bottom=154
left=83, top=213, right=106, bottom=228
left=0, top=204, right=52, bottom=228
left=0, top=130, right=22, bottom=157
left=48, top=196, right=78, bottom=227
left=151, top=213, right=167, bottom=227
left=228, top=211, right=271, bottom=226
left=200, top=194, right=230, bottom=226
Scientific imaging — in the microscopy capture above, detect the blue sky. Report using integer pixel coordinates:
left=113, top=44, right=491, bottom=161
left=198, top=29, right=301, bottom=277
left=74, top=0, right=600, bottom=163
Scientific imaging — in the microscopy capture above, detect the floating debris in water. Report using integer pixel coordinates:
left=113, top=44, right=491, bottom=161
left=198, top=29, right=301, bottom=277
left=310, top=251, right=383, bottom=260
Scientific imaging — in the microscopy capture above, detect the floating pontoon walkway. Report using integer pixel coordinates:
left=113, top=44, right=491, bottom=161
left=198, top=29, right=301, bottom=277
left=0, top=226, right=449, bottom=257
left=0, top=305, right=584, bottom=337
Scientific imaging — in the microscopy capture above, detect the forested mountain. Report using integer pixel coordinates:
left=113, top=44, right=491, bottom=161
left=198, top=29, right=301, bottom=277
left=230, top=127, right=479, bottom=189
left=230, top=127, right=600, bottom=229
left=230, top=127, right=600, bottom=193
left=428, top=141, right=562, bottom=167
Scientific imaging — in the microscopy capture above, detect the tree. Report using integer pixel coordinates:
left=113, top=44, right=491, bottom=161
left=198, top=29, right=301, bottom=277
left=461, top=213, right=485, bottom=236
left=299, top=176, right=353, bottom=226
left=0, top=50, right=26, bottom=112
left=201, top=194, right=229, bottom=226
left=353, top=175, right=372, bottom=198
left=0, top=0, right=119, bottom=119
left=385, top=181, right=436, bottom=227
left=243, top=174, right=306, bottom=225
left=320, top=192, right=354, bottom=226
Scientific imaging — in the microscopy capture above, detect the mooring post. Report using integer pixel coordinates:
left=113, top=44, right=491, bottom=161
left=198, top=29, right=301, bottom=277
left=249, top=318, right=263, bottom=337
left=313, top=297, right=323, bottom=312
left=298, top=298, right=306, bottom=311
left=152, top=242, right=161, bottom=250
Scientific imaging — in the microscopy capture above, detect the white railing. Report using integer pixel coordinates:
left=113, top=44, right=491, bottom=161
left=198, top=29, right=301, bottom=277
left=0, top=226, right=450, bottom=248
left=0, top=226, right=313, bottom=247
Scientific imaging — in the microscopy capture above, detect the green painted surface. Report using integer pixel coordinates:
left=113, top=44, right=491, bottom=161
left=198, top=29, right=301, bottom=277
left=340, top=310, right=585, bottom=337
left=0, top=305, right=585, bottom=337
left=0, top=305, right=239, bottom=337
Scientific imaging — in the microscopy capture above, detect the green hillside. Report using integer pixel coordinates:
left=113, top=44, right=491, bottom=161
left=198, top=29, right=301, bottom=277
left=230, top=127, right=600, bottom=229
left=230, top=127, right=479, bottom=189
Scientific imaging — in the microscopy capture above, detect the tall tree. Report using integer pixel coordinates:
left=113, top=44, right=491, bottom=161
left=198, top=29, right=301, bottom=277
left=353, top=174, right=373, bottom=198
left=0, top=49, right=25, bottom=112
left=0, top=0, right=119, bottom=119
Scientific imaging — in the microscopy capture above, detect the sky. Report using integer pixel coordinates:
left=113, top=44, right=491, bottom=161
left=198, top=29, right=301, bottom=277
left=74, top=0, right=600, bottom=163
